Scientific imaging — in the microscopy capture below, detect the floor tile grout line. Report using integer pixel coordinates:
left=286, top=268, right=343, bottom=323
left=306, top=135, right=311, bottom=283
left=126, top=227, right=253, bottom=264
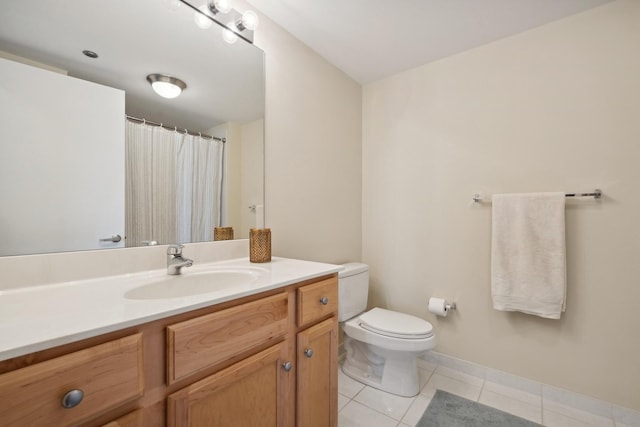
left=540, top=391, right=545, bottom=426
left=477, top=377, right=486, bottom=402
left=353, top=385, right=417, bottom=422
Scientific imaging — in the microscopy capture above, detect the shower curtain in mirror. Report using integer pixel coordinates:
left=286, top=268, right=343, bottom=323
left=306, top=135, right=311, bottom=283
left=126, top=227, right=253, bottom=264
left=125, top=120, right=223, bottom=247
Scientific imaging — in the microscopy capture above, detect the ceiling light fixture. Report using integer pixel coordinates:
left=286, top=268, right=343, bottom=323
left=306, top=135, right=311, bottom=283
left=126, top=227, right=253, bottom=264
left=146, top=74, right=187, bottom=99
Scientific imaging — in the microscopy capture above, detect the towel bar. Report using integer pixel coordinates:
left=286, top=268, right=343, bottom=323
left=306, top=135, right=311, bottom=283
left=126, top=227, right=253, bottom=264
left=472, top=189, right=602, bottom=203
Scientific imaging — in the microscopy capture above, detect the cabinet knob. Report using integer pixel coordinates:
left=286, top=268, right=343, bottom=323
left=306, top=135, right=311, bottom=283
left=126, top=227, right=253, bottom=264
left=61, top=389, right=84, bottom=408
left=319, top=297, right=329, bottom=305
left=304, top=348, right=314, bottom=358
left=282, top=361, right=293, bottom=372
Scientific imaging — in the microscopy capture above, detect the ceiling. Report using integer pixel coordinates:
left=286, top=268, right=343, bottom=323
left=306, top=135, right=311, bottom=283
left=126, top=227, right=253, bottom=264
left=247, top=0, right=612, bottom=84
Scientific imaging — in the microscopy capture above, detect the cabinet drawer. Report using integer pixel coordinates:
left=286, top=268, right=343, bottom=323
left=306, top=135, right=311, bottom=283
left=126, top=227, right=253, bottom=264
left=0, top=333, right=144, bottom=427
left=297, top=277, right=338, bottom=327
left=167, top=292, right=288, bottom=384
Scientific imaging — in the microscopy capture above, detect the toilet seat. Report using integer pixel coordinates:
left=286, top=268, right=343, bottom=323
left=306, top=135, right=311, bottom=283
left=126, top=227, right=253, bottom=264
left=358, top=308, right=433, bottom=340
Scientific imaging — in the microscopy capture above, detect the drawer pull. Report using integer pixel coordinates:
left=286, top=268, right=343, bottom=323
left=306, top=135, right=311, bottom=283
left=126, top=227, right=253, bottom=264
left=61, top=389, right=84, bottom=409
left=304, top=348, right=314, bottom=358
left=319, top=297, right=329, bottom=305
left=282, top=361, right=293, bottom=372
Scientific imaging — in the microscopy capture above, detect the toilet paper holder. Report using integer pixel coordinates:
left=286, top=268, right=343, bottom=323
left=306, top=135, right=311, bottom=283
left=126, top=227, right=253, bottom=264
left=428, top=297, right=457, bottom=317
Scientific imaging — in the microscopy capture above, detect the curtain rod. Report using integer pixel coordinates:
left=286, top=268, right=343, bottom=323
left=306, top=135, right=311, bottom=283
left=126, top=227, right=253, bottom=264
left=125, top=115, right=225, bottom=143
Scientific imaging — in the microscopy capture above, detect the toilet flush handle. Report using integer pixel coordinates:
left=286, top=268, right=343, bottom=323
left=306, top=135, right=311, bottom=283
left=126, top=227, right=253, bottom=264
left=319, top=297, right=329, bottom=305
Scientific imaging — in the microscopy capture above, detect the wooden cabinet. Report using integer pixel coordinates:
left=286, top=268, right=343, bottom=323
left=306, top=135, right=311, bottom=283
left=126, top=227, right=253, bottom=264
left=167, top=341, right=292, bottom=427
left=0, top=273, right=338, bottom=427
left=101, top=409, right=144, bottom=427
left=296, top=277, right=339, bottom=427
left=0, top=334, right=143, bottom=427
left=297, top=318, right=338, bottom=427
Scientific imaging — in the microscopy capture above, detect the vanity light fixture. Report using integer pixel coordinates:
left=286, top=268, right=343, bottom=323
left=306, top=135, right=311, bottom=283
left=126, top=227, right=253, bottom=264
left=146, top=74, right=187, bottom=99
left=236, top=10, right=259, bottom=32
left=183, top=0, right=258, bottom=44
left=194, top=1, right=230, bottom=29
left=208, top=0, right=231, bottom=15
left=222, top=11, right=259, bottom=44
left=194, top=4, right=213, bottom=29
left=222, top=24, right=239, bottom=44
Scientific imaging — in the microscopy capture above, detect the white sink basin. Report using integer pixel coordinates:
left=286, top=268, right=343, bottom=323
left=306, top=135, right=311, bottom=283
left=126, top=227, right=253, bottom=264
left=124, top=267, right=267, bottom=300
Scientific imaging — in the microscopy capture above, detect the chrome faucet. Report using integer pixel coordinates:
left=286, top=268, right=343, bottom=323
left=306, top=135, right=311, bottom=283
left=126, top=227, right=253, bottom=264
left=167, top=244, right=193, bottom=275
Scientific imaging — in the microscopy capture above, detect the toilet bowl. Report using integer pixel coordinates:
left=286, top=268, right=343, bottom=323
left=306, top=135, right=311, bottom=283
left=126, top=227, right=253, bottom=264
left=339, top=263, right=436, bottom=397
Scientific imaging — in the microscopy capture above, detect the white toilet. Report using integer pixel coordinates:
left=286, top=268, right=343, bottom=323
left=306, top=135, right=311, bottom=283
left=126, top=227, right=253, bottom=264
left=339, top=263, right=436, bottom=397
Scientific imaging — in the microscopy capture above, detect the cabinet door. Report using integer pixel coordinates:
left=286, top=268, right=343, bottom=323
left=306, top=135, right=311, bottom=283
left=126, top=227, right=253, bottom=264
left=167, top=341, right=293, bottom=427
left=297, top=317, right=338, bottom=427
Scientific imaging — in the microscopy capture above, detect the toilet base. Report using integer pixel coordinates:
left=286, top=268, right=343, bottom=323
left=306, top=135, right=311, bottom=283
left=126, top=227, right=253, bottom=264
left=342, top=336, right=424, bottom=397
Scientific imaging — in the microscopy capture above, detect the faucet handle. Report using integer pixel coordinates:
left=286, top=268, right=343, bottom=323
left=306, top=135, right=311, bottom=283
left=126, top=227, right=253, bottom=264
left=167, top=244, right=184, bottom=255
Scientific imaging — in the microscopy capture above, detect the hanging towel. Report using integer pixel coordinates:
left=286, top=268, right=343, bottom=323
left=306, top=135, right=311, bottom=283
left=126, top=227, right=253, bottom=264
left=491, top=192, right=567, bottom=319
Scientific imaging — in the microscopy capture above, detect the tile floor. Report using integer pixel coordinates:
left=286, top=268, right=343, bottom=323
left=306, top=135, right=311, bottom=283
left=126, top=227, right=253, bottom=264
left=337, top=358, right=639, bottom=427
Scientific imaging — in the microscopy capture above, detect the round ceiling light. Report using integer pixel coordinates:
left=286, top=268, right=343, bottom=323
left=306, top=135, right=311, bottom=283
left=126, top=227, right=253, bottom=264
left=146, top=74, right=187, bottom=99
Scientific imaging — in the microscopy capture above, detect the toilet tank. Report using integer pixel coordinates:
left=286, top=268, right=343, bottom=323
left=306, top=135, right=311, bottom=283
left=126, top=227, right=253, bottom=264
left=338, top=263, right=369, bottom=322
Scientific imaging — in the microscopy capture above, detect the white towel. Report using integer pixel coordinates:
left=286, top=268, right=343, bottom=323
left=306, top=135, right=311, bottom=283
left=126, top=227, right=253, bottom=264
left=491, top=192, right=567, bottom=319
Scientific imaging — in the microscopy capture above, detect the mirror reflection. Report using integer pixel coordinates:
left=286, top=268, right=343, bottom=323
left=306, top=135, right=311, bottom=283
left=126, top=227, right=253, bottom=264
left=0, top=0, right=265, bottom=256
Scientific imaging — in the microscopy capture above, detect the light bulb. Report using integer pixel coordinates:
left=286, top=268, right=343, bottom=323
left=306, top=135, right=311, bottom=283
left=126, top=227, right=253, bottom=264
left=147, top=74, right=186, bottom=99
left=151, top=82, right=182, bottom=99
left=194, top=4, right=212, bottom=29
left=211, top=0, right=232, bottom=14
left=239, top=10, right=259, bottom=31
left=222, top=24, right=238, bottom=44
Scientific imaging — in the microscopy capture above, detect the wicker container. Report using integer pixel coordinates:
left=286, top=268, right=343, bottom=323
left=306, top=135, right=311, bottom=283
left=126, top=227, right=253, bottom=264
left=214, top=227, right=234, bottom=241
left=249, top=228, right=271, bottom=263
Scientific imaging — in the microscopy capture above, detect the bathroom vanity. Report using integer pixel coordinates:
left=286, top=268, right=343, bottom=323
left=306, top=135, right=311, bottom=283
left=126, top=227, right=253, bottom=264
left=0, top=257, right=339, bottom=427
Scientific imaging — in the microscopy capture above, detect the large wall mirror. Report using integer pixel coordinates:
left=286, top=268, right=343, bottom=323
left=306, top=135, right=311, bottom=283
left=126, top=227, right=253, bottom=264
left=0, top=0, right=265, bottom=256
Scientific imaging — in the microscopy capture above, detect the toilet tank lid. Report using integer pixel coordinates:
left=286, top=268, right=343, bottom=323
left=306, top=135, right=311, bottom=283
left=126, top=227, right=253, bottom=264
left=339, top=263, right=369, bottom=278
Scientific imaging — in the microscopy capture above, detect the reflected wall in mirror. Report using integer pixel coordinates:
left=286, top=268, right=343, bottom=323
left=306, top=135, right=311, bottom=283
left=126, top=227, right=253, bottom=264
left=0, top=0, right=265, bottom=256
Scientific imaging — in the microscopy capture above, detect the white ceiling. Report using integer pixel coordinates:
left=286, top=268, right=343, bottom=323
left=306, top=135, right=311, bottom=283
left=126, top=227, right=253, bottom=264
left=247, top=0, right=612, bottom=84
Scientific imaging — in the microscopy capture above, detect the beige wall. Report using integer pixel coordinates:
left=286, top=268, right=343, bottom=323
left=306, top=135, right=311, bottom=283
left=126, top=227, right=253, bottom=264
left=362, top=0, right=640, bottom=410
left=249, top=8, right=363, bottom=264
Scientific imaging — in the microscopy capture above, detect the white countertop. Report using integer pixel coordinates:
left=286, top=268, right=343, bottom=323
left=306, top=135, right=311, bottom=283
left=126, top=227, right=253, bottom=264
left=0, top=257, right=341, bottom=361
